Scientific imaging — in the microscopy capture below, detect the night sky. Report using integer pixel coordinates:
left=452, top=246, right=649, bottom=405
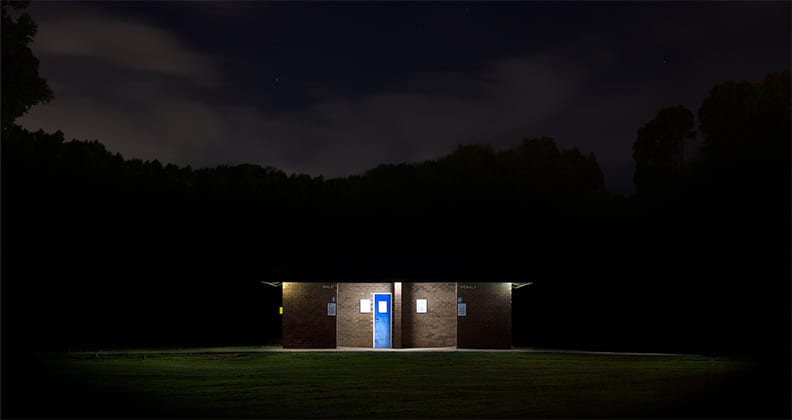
left=18, top=1, right=790, bottom=193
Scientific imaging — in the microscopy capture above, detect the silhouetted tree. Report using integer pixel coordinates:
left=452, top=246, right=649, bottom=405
left=632, top=105, right=695, bottom=195
left=698, top=70, right=790, bottom=171
left=1, top=0, right=53, bottom=133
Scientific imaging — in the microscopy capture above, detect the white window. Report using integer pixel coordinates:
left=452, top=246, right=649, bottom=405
left=416, top=299, right=427, bottom=313
left=360, top=299, right=371, bottom=313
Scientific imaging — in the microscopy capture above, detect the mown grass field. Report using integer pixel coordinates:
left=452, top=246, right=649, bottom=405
left=5, top=350, right=783, bottom=418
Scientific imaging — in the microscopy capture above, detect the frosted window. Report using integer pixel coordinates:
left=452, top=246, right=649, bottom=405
left=416, top=299, right=427, bottom=313
left=327, top=303, right=336, bottom=316
left=360, top=299, right=371, bottom=313
left=378, top=300, right=388, bottom=313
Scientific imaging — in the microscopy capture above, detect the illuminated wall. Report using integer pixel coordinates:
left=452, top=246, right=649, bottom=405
left=336, top=282, right=394, bottom=347
left=282, top=281, right=512, bottom=349
left=282, top=282, right=337, bottom=348
left=402, top=282, right=457, bottom=347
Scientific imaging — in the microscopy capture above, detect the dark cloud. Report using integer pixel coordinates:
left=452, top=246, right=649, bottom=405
left=34, top=15, right=221, bottom=88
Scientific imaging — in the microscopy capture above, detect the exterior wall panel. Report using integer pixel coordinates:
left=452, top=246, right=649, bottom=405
left=282, top=282, right=337, bottom=348
left=402, top=282, right=457, bottom=347
left=337, top=282, right=393, bottom=347
left=457, top=282, right=512, bottom=349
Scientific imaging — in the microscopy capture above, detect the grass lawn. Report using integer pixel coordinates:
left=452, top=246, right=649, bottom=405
left=5, top=350, right=785, bottom=418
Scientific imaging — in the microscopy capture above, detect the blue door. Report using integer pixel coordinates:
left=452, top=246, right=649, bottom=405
left=373, top=293, right=391, bottom=348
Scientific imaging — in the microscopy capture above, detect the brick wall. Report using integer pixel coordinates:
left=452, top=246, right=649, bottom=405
left=402, top=282, right=457, bottom=347
left=336, top=282, right=393, bottom=347
left=283, top=281, right=511, bottom=349
left=457, top=282, right=512, bottom=348
left=282, top=282, right=337, bottom=348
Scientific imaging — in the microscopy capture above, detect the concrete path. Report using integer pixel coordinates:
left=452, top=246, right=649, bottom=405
left=68, top=345, right=688, bottom=357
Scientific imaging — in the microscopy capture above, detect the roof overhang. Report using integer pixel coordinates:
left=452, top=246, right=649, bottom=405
left=262, top=281, right=533, bottom=289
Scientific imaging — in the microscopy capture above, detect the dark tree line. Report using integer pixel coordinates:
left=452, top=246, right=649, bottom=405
left=1, top=125, right=614, bottom=354
left=1, top=1, right=789, bottom=373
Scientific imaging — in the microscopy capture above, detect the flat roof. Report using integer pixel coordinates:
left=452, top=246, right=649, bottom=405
left=261, top=281, right=533, bottom=289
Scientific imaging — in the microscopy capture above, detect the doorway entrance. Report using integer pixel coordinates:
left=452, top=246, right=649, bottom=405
left=373, top=293, right=391, bottom=348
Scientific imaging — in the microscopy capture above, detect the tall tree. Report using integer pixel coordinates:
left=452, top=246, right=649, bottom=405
left=632, top=105, right=696, bottom=195
left=1, top=0, right=54, bottom=133
left=697, top=70, right=791, bottom=168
